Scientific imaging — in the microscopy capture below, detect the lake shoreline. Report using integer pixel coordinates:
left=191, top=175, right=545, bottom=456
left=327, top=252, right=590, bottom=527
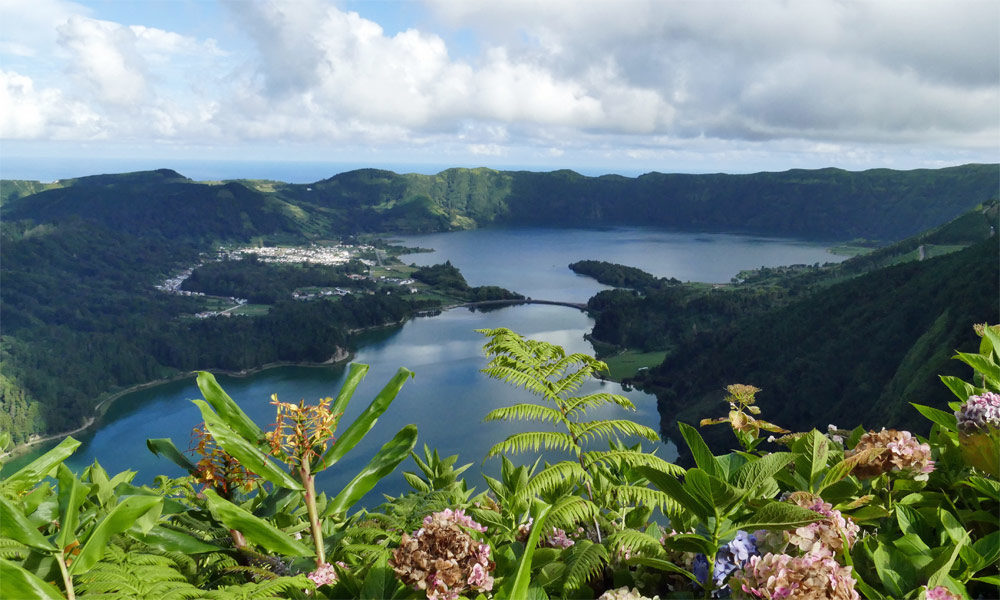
left=1, top=346, right=357, bottom=461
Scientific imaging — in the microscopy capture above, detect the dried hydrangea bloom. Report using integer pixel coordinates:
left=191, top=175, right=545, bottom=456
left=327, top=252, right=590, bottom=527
left=955, top=392, right=1000, bottom=433
left=306, top=561, right=345, bottom=587
left=924, top=586, right=961, bottom=600
left=598, top=586, right=661, bottom=600
left=783, top=492, right=859, bottom=557
left=846, top=428, right=934, bottom=478
left=390, top=509, right=494, bottom=600
left=730, top=551, right=859, bottom=600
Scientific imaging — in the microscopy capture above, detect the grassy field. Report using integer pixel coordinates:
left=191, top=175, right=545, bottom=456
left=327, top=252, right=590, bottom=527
left=601, top=350, right=668, bottom=381
left=229, top=304, right=271, bottom=317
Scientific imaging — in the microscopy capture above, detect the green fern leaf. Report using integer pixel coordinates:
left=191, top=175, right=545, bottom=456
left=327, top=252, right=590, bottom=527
left=561, top=539, right=609, bottom=595
left=606, top=528, right=668, bottom=558
left=571, top=419, right=660, bottom=443
left=609, top=485, right=678, bottom=514
left=519, top=461, right=588, bottom=499
left=547, top=495, right=598, bottom=531
left=484, top=403, right=566, bottom=425
left=582, top=450, right=684, bottom=475
left=486, top=431, right=576, bottom=458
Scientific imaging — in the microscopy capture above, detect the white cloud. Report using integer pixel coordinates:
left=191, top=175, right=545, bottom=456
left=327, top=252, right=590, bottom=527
left=0, top=70, right=101, bottom=139
left=0, top=0, right=996, bottom=172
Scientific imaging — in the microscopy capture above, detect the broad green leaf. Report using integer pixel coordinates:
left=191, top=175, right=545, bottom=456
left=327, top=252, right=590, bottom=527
left=331, top=363, right=370, bottom=418
left=0, top=558, right=65, bottom=600
left=678, top=422, right=719, bottom=478
left=873, top=544, right=912, bottom=598
left=660, top=533, right=714, bottom=556
left=636, top=465, right=709, bottom=521
left=953, top=351, right=1000, bottom=385
left=318, top=367, right=414, bottom=471
left=133, top=524, right=223, bottom=554
left=71, top=495, right=162, bottom=574
left=939, top=375, right=978, bottom=402
left=497, top=501, right=552, bottom=600
left=193, top=399, right=302, bottom=490
left=972, top=575, right=1000, bottom=585
left=324, top=424, right=418, bottom=517
left=972, top=531, right=1000, bottom=567
left=201, top=489, right=313, bottom=557
left=633, top=556, right=699, bottom=583
left=893, top=533, right=931, bottom=556
left=804, top=430, right=829, bottom=491
left=733, top=452, right=793, bottom=493
left=938, top=508, right=969, bottom=545
left=927, top=540, right=966, bottom=588
left=146, top=438, right=198, bottom=474
left=1, top=436, right=80, bottom=494
left=360, top=553, right=398, bottom=599
left=735, top=500, right=821, bottom=531
left=56, top=464, right=85, bottom=550
left=684, top=469, right=739, bottom=514
left=196, top=371, right=263, bottom=442
left=962, top=475, right=1000, bottom=501
left=0, top=495, right=56, bottom=552
left=911, top=403, right=958, bottom=431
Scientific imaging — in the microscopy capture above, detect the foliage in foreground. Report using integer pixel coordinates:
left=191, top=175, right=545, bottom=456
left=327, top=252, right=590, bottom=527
left=1, top=326, right=998, bottom=599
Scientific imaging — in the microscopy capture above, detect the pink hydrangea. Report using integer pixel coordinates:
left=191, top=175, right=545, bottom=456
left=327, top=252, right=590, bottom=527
left=955, top=392, right=1000, bottom=433
left=847, top=428, right=935, bottom=478
left=306, top=561, right=346, bottom=587
left=424, top=508, right=488, bottom=532
left=925, top=586, right=961, bottom=600
left=545, top=527, right=576, bottom=548
left=731, top=551, right=859, bottom=600
left=783, top=492, right=859, bottom=557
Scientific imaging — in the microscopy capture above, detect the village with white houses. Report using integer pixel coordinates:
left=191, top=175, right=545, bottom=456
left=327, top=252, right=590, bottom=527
left=155, top=242, right=419, bottom=318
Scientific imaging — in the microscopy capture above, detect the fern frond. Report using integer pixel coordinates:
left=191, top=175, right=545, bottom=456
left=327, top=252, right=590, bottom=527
left=561, top=539, right=609, bottom=595
left=0, top=537, right=28, bottom=560
left=486, top=431, right=576, bottom=458
left=570, top=420, right=660, bottom=444
left=582, top=450, right=685, bottom=475
left=201, top=575, right=313, bottom=600
left=608, top=485, right=679, bottom=514
left=480, top=364, right=552, bottom=398
left=483, top=403, right=566, bottom=425
left=519, top=461, right=588, bottom=499
left=564, top=392, right=636, bottom=417
left=606, top=528, right=668, bottom=559
left=222, top=565, right=279, bottom=581
left=547, top=495, right=598, bottom=531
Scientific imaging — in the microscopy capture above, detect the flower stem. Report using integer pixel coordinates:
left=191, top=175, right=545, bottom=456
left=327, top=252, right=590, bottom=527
left=56, top=552, right=75, bottom=600
left=301, top=463, right=325, bottom=566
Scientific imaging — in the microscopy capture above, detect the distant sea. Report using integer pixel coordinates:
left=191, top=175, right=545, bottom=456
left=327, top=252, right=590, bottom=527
left=0, top=157, right=648, bottom=184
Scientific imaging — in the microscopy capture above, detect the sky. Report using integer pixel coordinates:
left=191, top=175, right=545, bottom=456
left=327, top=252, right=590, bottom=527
left=1, top=0, right=998, bottom=180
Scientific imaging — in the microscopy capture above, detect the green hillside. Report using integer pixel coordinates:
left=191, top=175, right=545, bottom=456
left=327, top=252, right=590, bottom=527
left=6, top=164, right=994, bottom=241
left=638, top=236, right=998, bottom=457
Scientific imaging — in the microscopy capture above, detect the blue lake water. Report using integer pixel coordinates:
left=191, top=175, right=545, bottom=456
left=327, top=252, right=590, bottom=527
left=7, top=227, right=844, bottom=508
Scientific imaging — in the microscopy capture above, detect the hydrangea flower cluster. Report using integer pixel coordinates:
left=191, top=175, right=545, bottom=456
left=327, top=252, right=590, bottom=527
left=545, top=527, right=576, bottom=548
left=423, top=508, right=487, bottom=532
left=730, top=551, right=859, bottom=600
left=597, top=586, right=661, bottom=600
left=846, top=428, right=935, bottom=478
left=955, top=392, right=1000, bottom=433
left=783, top=492, right=859, bottom=557
left=692, top=530, right=759, bottom=593
left=390, top=509, right=494, bottom=600
left=924, top=586, right=962, bottom=600
left=306, top=561, right=346, bottom=587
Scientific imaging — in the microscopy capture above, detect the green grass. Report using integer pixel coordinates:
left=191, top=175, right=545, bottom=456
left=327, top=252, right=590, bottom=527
left=229, top=304, right=271, bottom=316
left=602, top=350, right=668, bottom=381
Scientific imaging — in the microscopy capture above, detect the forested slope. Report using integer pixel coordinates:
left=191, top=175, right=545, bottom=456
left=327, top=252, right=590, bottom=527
left=641, top=236, right=999, bottom=456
